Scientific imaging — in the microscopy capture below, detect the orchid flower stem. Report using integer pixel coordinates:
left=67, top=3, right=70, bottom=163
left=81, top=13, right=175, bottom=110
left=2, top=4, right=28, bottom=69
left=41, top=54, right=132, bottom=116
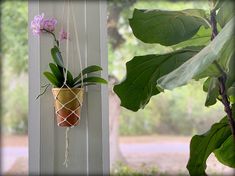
left=42, top=29, right=59, bottom=47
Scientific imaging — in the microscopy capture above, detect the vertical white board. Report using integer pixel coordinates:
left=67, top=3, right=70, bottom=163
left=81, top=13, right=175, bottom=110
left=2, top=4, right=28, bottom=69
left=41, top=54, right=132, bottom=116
left=29, top=0, right=109, bottom=175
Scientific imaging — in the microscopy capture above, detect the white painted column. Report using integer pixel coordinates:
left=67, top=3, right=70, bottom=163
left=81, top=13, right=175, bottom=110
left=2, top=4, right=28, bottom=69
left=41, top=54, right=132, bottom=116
left=28, top=0, right=109, bottom=175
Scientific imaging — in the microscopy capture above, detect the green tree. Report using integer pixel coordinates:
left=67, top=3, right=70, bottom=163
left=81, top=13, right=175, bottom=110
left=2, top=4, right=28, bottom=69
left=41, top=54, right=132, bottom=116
left=114, top=0, right=235, bottom=175
left=108, top=0, right=223, bottom=137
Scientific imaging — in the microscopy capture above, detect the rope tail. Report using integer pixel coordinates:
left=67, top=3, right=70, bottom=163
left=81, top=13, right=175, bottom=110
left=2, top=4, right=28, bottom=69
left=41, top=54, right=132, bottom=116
left=63, top=127, right=70, bottom=168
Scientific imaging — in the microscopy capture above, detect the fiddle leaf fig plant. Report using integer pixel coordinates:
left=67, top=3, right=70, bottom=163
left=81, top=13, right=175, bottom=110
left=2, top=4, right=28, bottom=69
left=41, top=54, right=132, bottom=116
left=30, top=13, right=107, bottom=96
left=114, top=0, right=235, bottom=175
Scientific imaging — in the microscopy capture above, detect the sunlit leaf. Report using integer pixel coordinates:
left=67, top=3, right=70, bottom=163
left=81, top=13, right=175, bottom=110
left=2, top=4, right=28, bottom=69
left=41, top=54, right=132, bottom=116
left=114, top=47, right=201, bottom=111
left=187, top=117, right=231, bottom=176
left=204, top=77, right=219, bottom=107
left=172, top=26, right=211, bottom=49
left=214, top=135, right=235, bottom=168
left=217, top=0, right=235, bottom=28
left=158, top=17, right=234, bottom=90
left=129, top=8, right=209, bottom=46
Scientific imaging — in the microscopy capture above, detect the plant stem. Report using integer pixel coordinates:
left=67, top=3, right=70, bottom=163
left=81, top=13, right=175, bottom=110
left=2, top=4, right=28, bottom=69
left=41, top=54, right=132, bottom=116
left=210, top=8, right=235, bottom=141
left=42, top=29, right=59, bottom=47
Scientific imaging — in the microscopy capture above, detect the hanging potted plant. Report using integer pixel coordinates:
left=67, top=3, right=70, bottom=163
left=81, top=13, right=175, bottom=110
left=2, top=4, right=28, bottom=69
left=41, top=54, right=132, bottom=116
left=31, top=13, right=107, bottom=127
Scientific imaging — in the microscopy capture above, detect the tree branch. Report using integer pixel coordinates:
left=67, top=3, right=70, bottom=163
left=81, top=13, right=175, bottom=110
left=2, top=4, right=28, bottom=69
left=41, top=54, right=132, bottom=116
left=210, top=8, right=235, bottom=141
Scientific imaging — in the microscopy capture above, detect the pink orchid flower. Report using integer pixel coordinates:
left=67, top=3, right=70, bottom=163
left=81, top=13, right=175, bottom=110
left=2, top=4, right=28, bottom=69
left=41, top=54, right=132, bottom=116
left=59, top=28, right=69, bottom=41
left=30, top=13, right=44, bottom=35
left=31, top=13, right=57, bottom=35
left=43, top=18, right=57, bottom=32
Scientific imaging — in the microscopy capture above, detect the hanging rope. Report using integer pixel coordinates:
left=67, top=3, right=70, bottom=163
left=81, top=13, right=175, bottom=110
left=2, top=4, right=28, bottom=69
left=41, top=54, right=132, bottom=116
left=71, top=3, right=84, bottom=88
left=52, top=0, right=85, bottom=167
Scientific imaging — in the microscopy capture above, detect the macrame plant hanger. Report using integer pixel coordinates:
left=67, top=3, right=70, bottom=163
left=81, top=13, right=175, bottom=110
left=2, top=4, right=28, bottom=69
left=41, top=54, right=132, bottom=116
left=53, top=0, right=84, bottom=168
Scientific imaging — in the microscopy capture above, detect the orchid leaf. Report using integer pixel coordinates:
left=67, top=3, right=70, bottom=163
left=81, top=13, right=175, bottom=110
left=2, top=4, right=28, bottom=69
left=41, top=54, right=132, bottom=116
left=49, top=63, right=64, bottom=82
left=43, top=71, right=61, bottom=87
left=74, top=76, right=107, bottom=87
left=73, top=65, right=103, bottom=83
left=66, top=70, right=74, bottom=87
left=51, top=46, right=64, bottom=68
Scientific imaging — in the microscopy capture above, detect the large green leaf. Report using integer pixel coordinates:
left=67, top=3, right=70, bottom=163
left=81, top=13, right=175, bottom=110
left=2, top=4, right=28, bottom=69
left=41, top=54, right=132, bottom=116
left=214, top=135, right=235, bottom=168
left=43, top=71, right=61, bottom=87
left=172, top=26, right=211, bottom=49
left=113, top=47, right=201, bottom=111
left=203, top=77, right=220, bottom=107
left=194, top=38, right=234, bottom=80
left=158, top=17, right=235, bottom=90
left=187, top=117, right=231, bottom=176
left=51, top=46, right=64, bottom=68
left=217, top=0, right=235, bottom=28
left=129, top=8, right=209, bottom=46
left=73, top=65, right=103, bottom=83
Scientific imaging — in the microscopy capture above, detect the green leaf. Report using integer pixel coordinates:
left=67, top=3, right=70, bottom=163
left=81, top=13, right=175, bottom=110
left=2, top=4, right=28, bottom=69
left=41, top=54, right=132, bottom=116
left=214, top=135, right=235, bottom=168
left=129, top=8, right=209, bottom=46
left=73, top=83, right=97, bottom=88
left=213, top=0, right=224, bottom=11
left=158, top=17, right=235, bottom=90
left=73, top=65, right=103, bottom=83
left=51, top=46, right=64, bottom=68
left=49, top=63, right=64, bottom=82
left=113, top=47, right=201, bottom=111
left=228, top=83, right=235, bottom=104
left=43, top=72, right=60, bottom=87
left=194, top=37, right=234, bottom=80
left=204, top=77, right=220, bottom=107
left=172, top=26, right=211, bottom=49
left=187, top=117, right=231, bottom=176
left=226, top=55, right=235, bottom=91
left=217, top=0, right=235, bottom=28
left=74, top=76, right=107, bottom=87
left=66, top=70, right=74, bottom=87
left=83, top=76, right=107, bottom=84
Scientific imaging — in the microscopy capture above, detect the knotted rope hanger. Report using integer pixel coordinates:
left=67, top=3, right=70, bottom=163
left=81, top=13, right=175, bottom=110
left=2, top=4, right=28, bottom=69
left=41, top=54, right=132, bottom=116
left=53, top=0, right=84, bottom=167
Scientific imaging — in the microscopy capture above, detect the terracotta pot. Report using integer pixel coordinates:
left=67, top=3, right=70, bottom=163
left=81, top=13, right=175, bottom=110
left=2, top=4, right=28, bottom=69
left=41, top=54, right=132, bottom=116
left=52, top=88, right=84, bottom=127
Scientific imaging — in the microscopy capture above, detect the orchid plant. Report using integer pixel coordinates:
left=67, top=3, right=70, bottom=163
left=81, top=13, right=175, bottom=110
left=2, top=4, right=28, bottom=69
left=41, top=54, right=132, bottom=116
left=30, top=13, right=107, bottom=94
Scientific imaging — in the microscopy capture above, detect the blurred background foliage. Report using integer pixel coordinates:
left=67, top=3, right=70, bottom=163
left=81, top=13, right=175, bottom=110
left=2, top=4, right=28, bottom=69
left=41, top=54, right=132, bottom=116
left=1, top=0, right=224, bottom=136
left=1, top=1, right=28, bottom=134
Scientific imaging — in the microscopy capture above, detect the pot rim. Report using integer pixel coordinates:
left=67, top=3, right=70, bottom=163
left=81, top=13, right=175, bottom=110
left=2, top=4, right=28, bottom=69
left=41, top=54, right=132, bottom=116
left=52, top=87, right=84, bottom=91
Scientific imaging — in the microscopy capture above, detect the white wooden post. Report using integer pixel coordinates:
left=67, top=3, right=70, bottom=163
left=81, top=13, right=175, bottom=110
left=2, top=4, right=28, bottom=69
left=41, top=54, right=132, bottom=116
left=28, top=0, right=109, bottom=175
